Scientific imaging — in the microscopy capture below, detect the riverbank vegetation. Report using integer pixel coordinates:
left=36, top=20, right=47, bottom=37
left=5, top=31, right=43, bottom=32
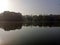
left=0, top=11, right=60, bottom=27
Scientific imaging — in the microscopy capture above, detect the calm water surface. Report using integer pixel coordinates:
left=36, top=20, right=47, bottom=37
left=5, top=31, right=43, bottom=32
left=0, top=26, right=60, bottom=45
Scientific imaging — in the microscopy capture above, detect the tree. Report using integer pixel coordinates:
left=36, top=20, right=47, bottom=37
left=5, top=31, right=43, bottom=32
left=0, top=11, right=23, bottom=21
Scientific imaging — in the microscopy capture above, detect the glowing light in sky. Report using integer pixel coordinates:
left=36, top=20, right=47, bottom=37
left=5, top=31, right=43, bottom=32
left=0, top=0, right=9, bottom=13
left=0, top=0, right=59, bottom=14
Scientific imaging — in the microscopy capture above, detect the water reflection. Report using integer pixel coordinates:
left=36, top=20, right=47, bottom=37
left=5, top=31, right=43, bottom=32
left=0, top=22, right=22, bottom=31
left=0, top=27, right=60, bottom=45
left=0, top=23, right=60, bottom=45
left=0, top=22, right=60, bottom=31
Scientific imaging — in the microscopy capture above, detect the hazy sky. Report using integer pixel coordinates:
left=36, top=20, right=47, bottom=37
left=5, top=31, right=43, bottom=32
left=0, top=0, right=60, bottom=15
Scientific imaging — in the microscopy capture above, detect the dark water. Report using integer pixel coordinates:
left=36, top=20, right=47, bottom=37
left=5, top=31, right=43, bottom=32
left=0, top=23, right=60, bottom=45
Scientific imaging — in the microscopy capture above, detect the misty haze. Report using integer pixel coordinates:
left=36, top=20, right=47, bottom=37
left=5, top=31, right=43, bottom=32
left=0, top=0, right=60, bottom=45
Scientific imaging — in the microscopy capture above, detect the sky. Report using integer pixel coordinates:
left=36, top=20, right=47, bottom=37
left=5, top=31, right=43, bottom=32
left=0, top=0, right=60, bottom=15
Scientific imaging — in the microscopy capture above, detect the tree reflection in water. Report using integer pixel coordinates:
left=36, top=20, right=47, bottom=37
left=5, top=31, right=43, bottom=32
left=0, top=22, right=22, bottom=31
left=0, top=21, right=60, bottom=31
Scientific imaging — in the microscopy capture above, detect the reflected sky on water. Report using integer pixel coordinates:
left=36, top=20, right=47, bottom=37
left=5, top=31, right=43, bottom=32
left=0, top=26, right=60, bottom=45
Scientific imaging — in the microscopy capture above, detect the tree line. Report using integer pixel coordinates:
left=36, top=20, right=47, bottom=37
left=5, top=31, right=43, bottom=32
left=0, top=11, right=60, bottom=26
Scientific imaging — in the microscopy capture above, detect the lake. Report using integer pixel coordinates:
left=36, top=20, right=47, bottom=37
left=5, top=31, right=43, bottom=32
left=0, top=25, right=60, bottom=45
